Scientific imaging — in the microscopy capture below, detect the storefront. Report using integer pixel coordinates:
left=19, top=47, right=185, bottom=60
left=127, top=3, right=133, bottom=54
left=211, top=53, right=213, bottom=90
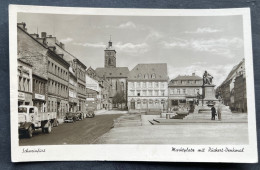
left=18, top=91, right=32, bottom=106
left=33, top=93, right=46, bottom=113
left=69, top=97, right=78, bottom=112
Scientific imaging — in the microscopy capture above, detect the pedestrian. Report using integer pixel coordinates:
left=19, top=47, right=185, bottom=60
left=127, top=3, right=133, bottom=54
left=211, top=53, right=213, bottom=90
left=211, top=105, right=216, bottom=120
left=217, top=104, right=222, bottom=121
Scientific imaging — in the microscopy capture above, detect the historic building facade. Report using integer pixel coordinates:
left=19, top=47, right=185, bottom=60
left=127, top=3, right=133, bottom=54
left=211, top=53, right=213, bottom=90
left=17, top=23, right=70, bottom=118
left=17, top=59, right=33, bottom=106
left=234, top=72, right=247, bottom=112
left=68, top=67, right=78, bottom=112
left=42, top=32, right=87, bottom=113
left=168, top=73, right=203, bottom=112
left=95, top=40, right=129, bottom=109
left=32, top=73, right=47, bottom=113
left=216, top=59, right=245, bottom=111
left=86, top=73, right=101, bottom=110
left=127, top=63, right=168, bottom=111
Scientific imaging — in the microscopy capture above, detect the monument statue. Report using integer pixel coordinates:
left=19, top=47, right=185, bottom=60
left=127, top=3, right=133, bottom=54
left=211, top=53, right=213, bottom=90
left=203, top=71, right=213, bottom=85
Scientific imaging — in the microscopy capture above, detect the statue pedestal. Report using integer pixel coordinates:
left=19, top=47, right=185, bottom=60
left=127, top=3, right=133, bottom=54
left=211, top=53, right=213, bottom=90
left=203, top=84, right=218, bottom=101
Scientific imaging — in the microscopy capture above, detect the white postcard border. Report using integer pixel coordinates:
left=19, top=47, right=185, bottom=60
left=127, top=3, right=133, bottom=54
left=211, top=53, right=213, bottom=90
left=9, top=5, right=258, bottom=163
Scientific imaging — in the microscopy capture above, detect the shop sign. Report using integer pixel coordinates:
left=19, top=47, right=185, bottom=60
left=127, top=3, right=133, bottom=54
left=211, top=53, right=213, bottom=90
left=18, top=92, right=25, bottom=100
left=86, top=98, right=95, bottom=101
left=35, top=93, right=45, bottom=100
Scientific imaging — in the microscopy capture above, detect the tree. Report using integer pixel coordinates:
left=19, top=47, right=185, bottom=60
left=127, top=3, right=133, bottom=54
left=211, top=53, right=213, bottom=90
left=112, top=91, right=126, bottom=109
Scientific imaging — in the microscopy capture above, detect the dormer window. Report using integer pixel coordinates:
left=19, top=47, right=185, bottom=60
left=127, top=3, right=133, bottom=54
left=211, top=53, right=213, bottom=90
left=137, top=73, right=142, bottom=79
left=151, top=73, right=156, bottom=79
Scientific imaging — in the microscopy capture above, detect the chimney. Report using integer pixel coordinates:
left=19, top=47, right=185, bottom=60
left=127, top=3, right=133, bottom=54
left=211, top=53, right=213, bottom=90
left=17, top=22, right=26, bottom=30
left=30, top=33, right=39, bottom=39
left=192, top=73, right=195, bottom=76
left=41, top=32, right=47, bottom=38
left=60, top=42, right=65, bottom=49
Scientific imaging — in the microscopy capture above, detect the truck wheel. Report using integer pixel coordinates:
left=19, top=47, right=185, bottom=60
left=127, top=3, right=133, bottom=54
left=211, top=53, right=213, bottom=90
left=46, top=122, right=52, bottom=133
left=27, top=126, right=33, bottom=138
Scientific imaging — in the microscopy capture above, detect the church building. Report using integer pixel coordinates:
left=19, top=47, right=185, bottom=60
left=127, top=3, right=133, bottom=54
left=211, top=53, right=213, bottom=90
left=95, top=39, right=129, bottom=109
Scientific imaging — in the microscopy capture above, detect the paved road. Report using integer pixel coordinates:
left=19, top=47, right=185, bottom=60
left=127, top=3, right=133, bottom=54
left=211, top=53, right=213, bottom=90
left=19, top=114, right=122, bottom=146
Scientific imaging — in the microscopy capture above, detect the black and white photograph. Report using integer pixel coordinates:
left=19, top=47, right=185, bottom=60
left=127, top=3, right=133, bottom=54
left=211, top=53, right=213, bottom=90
left=9, top=5, right=257, bottom=162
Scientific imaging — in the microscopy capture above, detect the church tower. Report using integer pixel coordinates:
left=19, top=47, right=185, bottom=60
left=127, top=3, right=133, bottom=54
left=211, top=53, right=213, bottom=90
left=104, top=38, right=116, bottom=68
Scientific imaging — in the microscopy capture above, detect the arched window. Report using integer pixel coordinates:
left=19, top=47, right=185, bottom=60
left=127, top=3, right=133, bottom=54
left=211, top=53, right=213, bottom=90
left=121, top=82, right=124, bottom=91
left=144, top=73, right=149, bottom=79
left=151, top=73, right=156, bottom=79
left=108, top=58, right=112, bottom=65
left=137, top=73, right=142, bottom=79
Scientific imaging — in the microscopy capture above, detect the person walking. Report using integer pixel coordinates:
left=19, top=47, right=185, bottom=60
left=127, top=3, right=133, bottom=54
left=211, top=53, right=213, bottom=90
left=211, top=105, right=216, bottom=120
left=217, top=104, right=222, bottom=121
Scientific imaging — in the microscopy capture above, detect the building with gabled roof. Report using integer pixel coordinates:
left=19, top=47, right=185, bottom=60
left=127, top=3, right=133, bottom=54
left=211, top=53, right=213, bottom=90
left=216, top=58, right=245, bottom=110
left=168, top=73, right=203, bottom=112
left=127, top=63, right=168, bottom=111
left=95, top=39, right=129, bottom=109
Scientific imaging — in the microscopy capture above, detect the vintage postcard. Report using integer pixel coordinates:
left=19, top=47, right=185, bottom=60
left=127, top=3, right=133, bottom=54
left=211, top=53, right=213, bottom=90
left=9, top=5, right=257, bottom=162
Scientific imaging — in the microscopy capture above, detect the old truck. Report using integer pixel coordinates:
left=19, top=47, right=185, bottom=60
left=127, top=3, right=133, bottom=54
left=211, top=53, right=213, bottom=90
left=18, top=105, right=59, bottom=138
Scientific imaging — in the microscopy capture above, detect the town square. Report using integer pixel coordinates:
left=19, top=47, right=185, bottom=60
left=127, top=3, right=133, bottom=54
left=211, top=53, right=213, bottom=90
left=17, top=13, right=248, bottom=145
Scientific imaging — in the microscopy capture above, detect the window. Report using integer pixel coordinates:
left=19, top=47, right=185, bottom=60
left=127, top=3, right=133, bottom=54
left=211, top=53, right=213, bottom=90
left=161, top=90, right=165, bottom=96
left=144, top=73, right=149, bottom=79
left=149, top=82, right=152, bottom=88
left=142, top=82, right=146, bottom=88
left=142, top=90, right=147, bottom=96
left=137, top=82, right=141, bottom=88
left=183, top=89, right=186, bottom=94
left=154, top=90, right=158, bottom=96
left=137, top=73, right=142, bottom=79
left=170, top=89, right=174, bottom=95
left=149, top=90, right=153, bottom=96
left=161, top=83, right=164, bottom=88
left=149, top=100, right=153, bottom=104
left=151, top=73, right=156, bottom=79
left=155, top=82, right=158, bottom=88
left=18, top=77, right=22, bottom=90
left=177, top=89, right=180, bottom=94
left=130, top=90, right=135, bottom=96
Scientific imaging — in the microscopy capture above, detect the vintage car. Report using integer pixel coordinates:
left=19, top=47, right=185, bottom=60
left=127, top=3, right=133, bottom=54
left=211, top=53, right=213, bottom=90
left=85, top=107, right=95, bottom=118
left=75, top=111, right=83, bottom=120
left=64, top=112, right=77, bottom=123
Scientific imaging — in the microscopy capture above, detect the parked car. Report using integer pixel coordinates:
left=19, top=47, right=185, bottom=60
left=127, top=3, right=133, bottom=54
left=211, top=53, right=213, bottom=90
left=64, top=112, right=77, bottom=123
left=75, top=111, right=83, bottom=120
left=85, top=108, right=95, bottom=118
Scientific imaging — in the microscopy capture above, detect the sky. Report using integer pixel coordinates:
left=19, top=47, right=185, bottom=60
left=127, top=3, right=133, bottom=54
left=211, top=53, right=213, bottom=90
left=17, top=13, right=244, bottom=86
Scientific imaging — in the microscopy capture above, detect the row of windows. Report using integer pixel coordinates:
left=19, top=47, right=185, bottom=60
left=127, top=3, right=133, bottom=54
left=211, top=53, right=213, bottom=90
left=33, top=79, right=45, bottom=94
left=130, top=90, right=165, bottom=96
left=18, top=77, right=31, bottom=92
left=136, top=73, right=157, bottom=79
left=87, top=93, right=96, bottom=98
left=132, top=100, right=166, bottom=105
left=48, top=101, right=68, bottom=114
left=48, top=80, right=68, bottom=98
left=48, top=61, right=68, bottom=80
left=78, top=83, right=86, bottom=95
left=169, top=88, right=200, bottom=95
left=77, top=68, right=85, bottom=81
left=129, top=82, right=165, bottom=89
left=171, top=80, right=202, bottom=85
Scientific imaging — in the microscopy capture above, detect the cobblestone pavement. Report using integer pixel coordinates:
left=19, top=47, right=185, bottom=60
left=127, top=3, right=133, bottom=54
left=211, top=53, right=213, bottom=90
left=95, top=113, right=248, bottom=144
